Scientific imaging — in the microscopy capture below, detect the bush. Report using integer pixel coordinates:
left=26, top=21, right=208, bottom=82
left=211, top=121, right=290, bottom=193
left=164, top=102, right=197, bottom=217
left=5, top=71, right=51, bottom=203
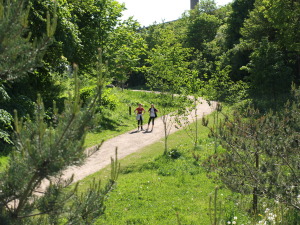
left=168, top=148, right=181, bottom=159
left=0, top=109, right=13, bottom=146
left=80, top=85, right=97, bottom=105
left=100, top=88, right=119, bottom=111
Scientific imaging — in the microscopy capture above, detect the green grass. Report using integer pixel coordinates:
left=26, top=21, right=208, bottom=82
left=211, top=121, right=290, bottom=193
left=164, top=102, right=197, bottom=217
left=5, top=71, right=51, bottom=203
left=0, top=155, right=8, bottom=172
left=77, top=110, right=250, bottom=225
left=0, top=99, right=252, bottom=224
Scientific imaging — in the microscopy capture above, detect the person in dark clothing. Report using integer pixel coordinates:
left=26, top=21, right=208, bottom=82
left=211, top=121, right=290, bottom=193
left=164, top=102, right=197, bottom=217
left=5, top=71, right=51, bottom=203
left=134, top=103, right=146, bottom=131
left=146, top=104, right=158, bottom=131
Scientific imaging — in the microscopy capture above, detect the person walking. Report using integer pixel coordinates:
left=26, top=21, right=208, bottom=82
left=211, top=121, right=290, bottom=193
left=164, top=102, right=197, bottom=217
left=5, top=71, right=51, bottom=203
left=134, top=103, right=146, bottom=131
left=146, top=104, right=158, bottom=131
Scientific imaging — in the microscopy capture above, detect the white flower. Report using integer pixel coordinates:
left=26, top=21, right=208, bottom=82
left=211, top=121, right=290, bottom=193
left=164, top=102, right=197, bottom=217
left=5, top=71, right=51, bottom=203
left=227, top=222, right=231, bottom=224
left=232, top=221, right=236, bottom=225
left=265, top=208, right=270, bottom=213
left=234, top=216, right=238, bottom=220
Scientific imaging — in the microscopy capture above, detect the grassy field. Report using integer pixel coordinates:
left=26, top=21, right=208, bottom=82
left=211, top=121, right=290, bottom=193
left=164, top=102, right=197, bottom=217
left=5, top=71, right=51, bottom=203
left=78, top=110, right=251, bottom=225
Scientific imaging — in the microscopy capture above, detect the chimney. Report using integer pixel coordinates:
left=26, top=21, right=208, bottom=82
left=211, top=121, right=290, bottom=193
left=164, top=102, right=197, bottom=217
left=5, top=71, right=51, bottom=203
left=190, top=0, right=199, bottom=9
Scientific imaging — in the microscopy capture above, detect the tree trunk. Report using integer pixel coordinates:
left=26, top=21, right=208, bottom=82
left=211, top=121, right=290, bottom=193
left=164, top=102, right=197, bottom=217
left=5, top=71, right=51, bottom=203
left=163, top=116, right=168, bottom=154
left=252, top=152, right=259, bottom=213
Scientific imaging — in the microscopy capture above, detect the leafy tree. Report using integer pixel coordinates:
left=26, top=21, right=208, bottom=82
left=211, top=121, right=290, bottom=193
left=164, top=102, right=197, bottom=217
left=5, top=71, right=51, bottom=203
left=105, top=18, right=146, bottom=89
left=185, top=13, right=221, bottom=52
left=239, top=0, right=299, bottom=105
left=28, top=0, right=124, bottom=72
left=0, top=109, right=13, bottom=146
left=214, top=0, right=255, bottom=81
left=4, top=0, right=124, bottom=115
left=191, top=0, right=217, bottom=15
left=145, top=26, right=192, bottom=94
left=224, top=0, right=255, bottom=49
left=242, top=39, right=293, bottom=108
left=144, top=26, right=193, bottom=153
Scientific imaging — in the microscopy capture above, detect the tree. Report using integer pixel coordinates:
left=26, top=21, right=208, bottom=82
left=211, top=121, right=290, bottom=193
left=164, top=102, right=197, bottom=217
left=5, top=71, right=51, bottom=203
left=0, top=0, right=56, bottom=83
left=176, top=94, right=203, bottom=150
left=28, top=0, right=124, bottom=72
left=183, top=0, right=220, bottom=52
left=144, top=26, right=193, bottom=153
left=0, top=0, right=56, bottom=149
left=242, top=39, right=293, bottom=108
left=239, top=0, right=299, bottom=105
left=224, top=0, right=255, bottom=49
left=0, top=1, right=119, bottom=223
left=186, top=13, right=221, bottom=52
left=204, top=86, right=300, bottom=213
left=0, top=66, right=119, bottom=224
left=105, top=18, right=146, bottom=89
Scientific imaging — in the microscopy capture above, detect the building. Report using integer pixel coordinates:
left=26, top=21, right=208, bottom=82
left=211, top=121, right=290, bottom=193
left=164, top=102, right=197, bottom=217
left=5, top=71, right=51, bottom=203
left=191, top=0, right=199, bottom=9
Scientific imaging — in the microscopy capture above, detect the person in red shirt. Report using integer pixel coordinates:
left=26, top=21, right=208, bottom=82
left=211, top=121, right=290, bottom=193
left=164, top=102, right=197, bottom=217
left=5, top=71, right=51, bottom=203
left=134, top=103, right=146, bottom=131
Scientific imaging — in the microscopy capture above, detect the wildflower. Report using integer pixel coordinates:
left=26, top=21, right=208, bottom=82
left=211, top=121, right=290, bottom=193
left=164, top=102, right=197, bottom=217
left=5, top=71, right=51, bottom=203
left=232, top=221, right=236, bottom=224
left=265, top=208, right=270, bottom=213
left=227, top=222, right=231, bottom=224
left=234, top=216, right=238, bottom=220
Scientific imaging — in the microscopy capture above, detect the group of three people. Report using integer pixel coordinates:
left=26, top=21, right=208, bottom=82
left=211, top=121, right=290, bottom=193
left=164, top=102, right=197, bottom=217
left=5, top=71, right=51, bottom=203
left=134, top=103, right=158, bottom=131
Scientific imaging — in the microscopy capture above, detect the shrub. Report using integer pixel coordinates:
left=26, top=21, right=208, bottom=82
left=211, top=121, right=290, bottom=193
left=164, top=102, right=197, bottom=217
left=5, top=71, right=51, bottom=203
left=0, top=109, right=13, bottom=145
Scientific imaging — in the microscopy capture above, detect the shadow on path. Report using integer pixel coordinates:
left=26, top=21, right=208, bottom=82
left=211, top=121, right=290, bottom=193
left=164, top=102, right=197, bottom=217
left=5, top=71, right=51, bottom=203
left=129, top=130, right=140, bottom=134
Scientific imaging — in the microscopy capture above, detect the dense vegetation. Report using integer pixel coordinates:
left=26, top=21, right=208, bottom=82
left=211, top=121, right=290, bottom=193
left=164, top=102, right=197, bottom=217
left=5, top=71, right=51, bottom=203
left=0, top=0, right=300, bottom=224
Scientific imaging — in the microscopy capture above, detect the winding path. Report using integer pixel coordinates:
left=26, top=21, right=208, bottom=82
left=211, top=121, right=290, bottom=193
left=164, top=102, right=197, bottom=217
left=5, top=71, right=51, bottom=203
left=60, top=97, right=216, bottom=184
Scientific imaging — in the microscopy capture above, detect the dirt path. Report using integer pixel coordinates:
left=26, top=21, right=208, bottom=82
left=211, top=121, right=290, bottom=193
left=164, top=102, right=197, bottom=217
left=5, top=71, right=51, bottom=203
left=60, top=98, right=216, bottom=184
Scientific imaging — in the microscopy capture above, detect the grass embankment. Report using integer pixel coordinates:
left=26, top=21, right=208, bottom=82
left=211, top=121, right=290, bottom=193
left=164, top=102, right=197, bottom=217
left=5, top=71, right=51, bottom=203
left=78, top=109, right=250, bottom=225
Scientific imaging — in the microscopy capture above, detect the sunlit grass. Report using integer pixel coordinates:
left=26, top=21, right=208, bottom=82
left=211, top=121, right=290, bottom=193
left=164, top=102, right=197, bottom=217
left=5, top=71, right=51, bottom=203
left=77, top=109, right=250, bottom=224
left=0, top=156, right=8, bottom=172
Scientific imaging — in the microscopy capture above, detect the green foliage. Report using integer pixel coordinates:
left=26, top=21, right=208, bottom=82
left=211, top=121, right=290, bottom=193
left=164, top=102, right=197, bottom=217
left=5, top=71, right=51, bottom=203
left=100, top=88, right=119, bottom=111
left=0, top=73, right=119, bottom=224
left=80, top=85, right=97, bottom=105
left=186, top=13, right=221, bottom=52
left=106, top=18, right=146, bottom=89
left=0, top=0, right=57, bottom=152
left=225, top=0, right=255, bottom=49
left=242, top=38, right=293, bottom=107
left=202, top=64, right=248, bottom=103
left=204, top=87, right=300, bottom=213
left=144, top=25, right=193, bottom=94
left=28, top=0, right=124, bottom=73
left=0, top=0, right=56, bottom=83
left=167, top=148, right=181, bottom=160
left=0, top=109, right=13, bottom=145
left=238, top=0, right=300, bottom=105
